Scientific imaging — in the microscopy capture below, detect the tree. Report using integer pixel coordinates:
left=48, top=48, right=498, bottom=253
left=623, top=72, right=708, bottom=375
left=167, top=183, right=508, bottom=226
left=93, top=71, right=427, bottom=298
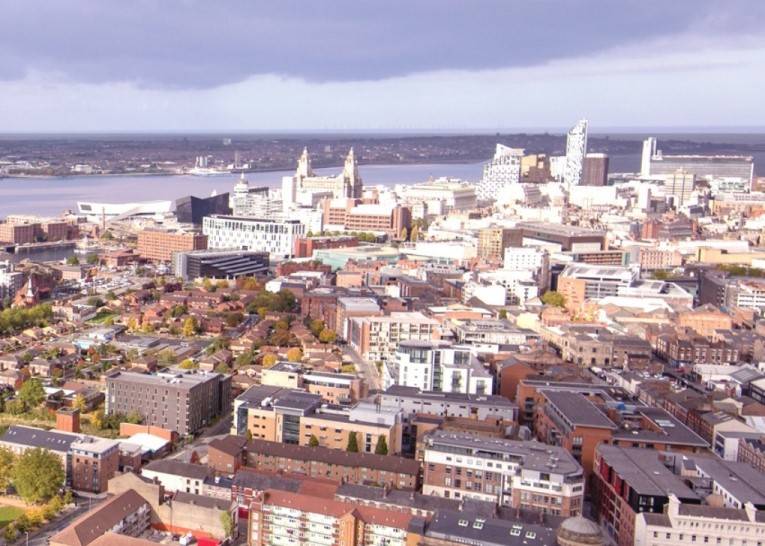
left=308, top=319, right=325, bottom=337
left=262, top=353, right=278, bottom=368
left=127, top=317, right=139, bottom=331
left=12, top=448, right=65, bottom=504
left=235, top=351, right=254, bottom=368
left=66, top=255, right=80, bottom=266
left=214, top=363, right=231, bottom=374
left=73, top=394, right=87, bottom=412
left=286, top=348, right=303, bottom=362
left=541, top=291, right=566, bottom=308
left=245, top=429, right=253, bottom=441
left=179, top=359, right=197, bottom=370
left=170, top=304, right=188, bottom=318
left=346, top=431, right=359, bottom=453
left=0, top=447, right=15, bottom=492
left=220, top=511, right=235, bottom=538
left=182, top=316, right=199, bottom=337
left=18, top=378, right=45, bottom=409
left=86, top=254, right=100, bottom=265
left=410, top=225, right=420, bottom=242
left=374, top=435, right=388, bottom=456
left=2, top=524, right=16, bottom=543
left=498, top=309, right=508, bottom=319
left=400, top=227, right=408, bottom=241
left=318, top=329, right=336, bottom=344
left=308, top=434, right=320, bottom=447
left=126, top=410, right=143, bottom=424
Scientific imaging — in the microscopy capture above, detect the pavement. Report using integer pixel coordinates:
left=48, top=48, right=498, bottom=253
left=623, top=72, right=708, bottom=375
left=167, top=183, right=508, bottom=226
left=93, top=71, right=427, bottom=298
left=341, top=346, right=382, bottom=390
left=170, top=413, right=233, bottom=463
left=27, top=498, right=103, bottom=546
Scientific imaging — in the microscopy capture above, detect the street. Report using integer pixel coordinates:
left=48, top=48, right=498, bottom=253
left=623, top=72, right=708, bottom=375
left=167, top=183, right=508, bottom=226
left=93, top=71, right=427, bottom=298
left=341, top=346, right=382, bottom=391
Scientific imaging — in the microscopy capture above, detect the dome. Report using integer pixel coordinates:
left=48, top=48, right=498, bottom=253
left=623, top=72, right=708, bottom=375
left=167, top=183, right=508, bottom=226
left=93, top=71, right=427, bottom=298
left=557, top=517, right=603, bottom=546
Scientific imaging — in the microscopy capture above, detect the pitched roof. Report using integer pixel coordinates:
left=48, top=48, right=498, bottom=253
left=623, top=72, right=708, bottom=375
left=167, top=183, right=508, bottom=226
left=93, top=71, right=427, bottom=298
left=49, top=490, right=150, bottom=546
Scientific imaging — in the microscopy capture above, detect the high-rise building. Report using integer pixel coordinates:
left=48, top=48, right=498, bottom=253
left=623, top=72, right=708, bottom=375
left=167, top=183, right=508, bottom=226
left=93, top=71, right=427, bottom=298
left=662, top=170, right=696, bottom=206
left=641, top=137, right=657, bottom=177
left=564, top=119, right=588, bottom=187
left=581, top=153, right=609, bottom=186
left=477, top=144, right=524, bottom=201
left=477, top=227, right=515, bottom=262
left=229, top=174, right=283, bottom=218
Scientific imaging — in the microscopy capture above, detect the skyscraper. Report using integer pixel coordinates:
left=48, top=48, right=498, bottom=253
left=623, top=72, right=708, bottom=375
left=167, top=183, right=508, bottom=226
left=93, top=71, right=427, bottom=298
left=641, top=137, right=657, bottom=177
left=563, top=119, right=588, bottom=187
left=476, top=144, right=524, bottom=201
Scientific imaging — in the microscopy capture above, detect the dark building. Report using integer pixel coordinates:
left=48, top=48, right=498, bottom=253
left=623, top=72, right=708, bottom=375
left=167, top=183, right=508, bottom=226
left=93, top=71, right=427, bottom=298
left=105, top=371, right=232, bottom=435
left=581, top=153, right=609, bottom=186
left=175, top=193, right=231, bottom=225
left=172, top=249, right=269, bottom=280
left=511, top=222, right=608, bottom=251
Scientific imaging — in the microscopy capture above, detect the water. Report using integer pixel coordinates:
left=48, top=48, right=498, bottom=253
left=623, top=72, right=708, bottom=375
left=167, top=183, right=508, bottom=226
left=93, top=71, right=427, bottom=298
left=0, top=162, right=485, bottom=218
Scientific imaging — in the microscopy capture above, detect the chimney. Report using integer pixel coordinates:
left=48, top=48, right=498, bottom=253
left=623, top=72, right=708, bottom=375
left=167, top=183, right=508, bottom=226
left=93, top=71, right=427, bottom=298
left=56, top=408, right=81, bottom=433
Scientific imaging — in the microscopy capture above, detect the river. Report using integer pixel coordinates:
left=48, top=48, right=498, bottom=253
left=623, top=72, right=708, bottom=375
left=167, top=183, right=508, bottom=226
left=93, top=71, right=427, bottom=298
left=0, top=162, right=489, bottom=218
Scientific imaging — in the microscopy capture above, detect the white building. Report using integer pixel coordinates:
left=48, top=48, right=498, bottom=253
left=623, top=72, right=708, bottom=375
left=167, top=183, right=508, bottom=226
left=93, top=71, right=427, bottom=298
left=202, top=215, right=306, bottom=258
left=282, top=148, right=362, bottom=210
left=348, top=312, right=439, bottom=363
left=477, top=144, right=524, bottom=201
left=641, top=137, right=657, bottom=177
left=564, top=119, right=588, bottom=187
left=0, top=261, right=24, bottom=301
left=397, top=177, right=477, bottom=215
left=384, top=340, right=493, bottom=395
left=662, top=170, right=696, bottom=207
left=230, top=174, right=283, bottom=219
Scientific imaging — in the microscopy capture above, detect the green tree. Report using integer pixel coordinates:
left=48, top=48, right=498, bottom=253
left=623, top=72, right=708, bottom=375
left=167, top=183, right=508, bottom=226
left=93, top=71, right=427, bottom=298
left=126, top=410, right=143, bottom=424
left=308, top=319, right=325, bottom=337
left=308, top=434, right=320, bottom=447
left=245, top=429, right=253, bottom=441
left=220, top=511, right=235, bottom=538
left=0, top=447, right=16, bottom=491
left=235, top=351, right=254, bottom=368
left=182, top=316, right=199, bottom=337
left=170, top=304, right=188, bottom=318
left=399, top=227, right=408, bottom=241
left=86, top=254, right=100, bottom=265
left=12, top=448, right=65, bottom=504
left=318, top=329, right=336, bottom=344
left=374, top=435, right=388, bottom=456
left=410, top=225, right=420, bottom=242
left=66, top=255, right=80, bottom=266
left=498, top=309, right=508, bottom=319
left=346, top=431, right=359, bottom=453
left=541, top=291, right=566, bottom=308
left=2, top=523, right=16, bottom=542
left=18, top=378, right=45, bottom=409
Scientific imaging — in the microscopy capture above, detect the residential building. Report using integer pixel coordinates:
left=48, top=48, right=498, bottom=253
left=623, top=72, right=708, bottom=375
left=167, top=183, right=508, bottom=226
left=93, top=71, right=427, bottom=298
left=105, top=371, right=232, bottom=436
left=384, top=340, right=493, bottom=395
left=581, top=153, right=609, bottom=186
left=422, top=431, right=585, bottom=516
left=564, top=119, right=588, bottom=187
left=478, top=227, right=515, bottom=262
left=477, top=144, right=524, bottom=201
left=0, top=260, right=24, bottom=301
left=136, top=229, right=207, bottom=262
left=348, top=312, right=439, bottom=363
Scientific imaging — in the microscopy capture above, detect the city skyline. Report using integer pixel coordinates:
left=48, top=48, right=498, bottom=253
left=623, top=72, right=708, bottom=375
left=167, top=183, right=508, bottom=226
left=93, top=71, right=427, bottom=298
left=1, top=1, right=764, bottom=131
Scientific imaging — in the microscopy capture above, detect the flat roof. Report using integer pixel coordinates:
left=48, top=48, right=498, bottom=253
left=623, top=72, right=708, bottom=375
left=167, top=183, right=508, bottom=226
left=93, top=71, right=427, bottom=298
left=543, top=390, right=617, bottom=430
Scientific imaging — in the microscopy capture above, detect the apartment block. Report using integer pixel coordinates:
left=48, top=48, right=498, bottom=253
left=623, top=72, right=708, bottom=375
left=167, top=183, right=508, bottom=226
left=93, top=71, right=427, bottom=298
left=348, top=312, right=439, bottom=363
left=422, top=431, right=585, bottom=516
left=136, top=229, right=207, bottom=262
left=106, top=371, right=232, bottom=436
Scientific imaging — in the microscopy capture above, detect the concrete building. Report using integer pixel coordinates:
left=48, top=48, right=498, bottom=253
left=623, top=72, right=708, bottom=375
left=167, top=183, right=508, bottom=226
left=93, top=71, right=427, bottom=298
left=384, top=340, right=493, bottom=395
left=202, top=215, right=306, bottom=258
left=0, top=260, right=24, bottom=301
left=564, top=119, right=588, bottom=187
left=478, top=227, right=515, bottom=262
left=232, top=385, right=403, bottom=454
left=230, top=174, right=283, bottom=218
left=172, top=248, right=269, bottom=280
left=348, top=311, right=439, bottom=363
left=282, top=148, right=363, bottom=208
left=322, top=198, right=412, bottom=239
left=398, top=177, right=477, bottom=214
left=643, top=138, right=754, bottom=184
left=662, top=170, right=696, bottom=207
left=422, top=431, right=585, bottom=516
left=477, top=144, right=524, bottom=201
left=581, top=153, right=609, bottom=186
left=106, top=371, right=232, bottom=436
left=136, top=229, right=207, bottom=262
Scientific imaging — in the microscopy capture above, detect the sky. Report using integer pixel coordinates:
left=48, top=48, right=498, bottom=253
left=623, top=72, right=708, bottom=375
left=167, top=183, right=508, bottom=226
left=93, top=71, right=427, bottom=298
left=1, top=0, right=764, bottom=132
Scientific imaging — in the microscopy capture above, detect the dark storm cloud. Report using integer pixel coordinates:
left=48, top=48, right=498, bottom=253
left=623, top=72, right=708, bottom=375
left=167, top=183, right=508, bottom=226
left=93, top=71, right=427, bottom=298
left=0, top=0, right=760, bottom=88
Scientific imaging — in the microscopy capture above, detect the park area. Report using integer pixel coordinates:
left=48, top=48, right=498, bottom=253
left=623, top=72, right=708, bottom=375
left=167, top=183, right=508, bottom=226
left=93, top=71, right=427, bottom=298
left=0, top=506, right=23, bottom=528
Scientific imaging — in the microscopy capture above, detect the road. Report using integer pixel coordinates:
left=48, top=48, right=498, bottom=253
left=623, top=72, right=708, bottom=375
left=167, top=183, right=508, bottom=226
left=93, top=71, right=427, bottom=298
left=170, top=413, right=233, bottom=463
left=28, top=498, right=104, bottom=546
left=342, top=346, right=382, bottom=391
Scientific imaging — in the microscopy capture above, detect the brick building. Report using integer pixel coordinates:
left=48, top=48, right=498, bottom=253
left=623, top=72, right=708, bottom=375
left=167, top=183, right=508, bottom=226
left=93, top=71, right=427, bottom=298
left=136, top=229, right=207, bottom=262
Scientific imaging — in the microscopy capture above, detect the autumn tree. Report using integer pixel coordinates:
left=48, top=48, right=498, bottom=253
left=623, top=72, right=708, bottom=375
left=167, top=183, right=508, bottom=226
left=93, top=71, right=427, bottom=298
left=262, top=353, right=278, bottom=368
left=286, top=348, right=303, bottom=362
left=318, top=329, right=336, bottom=344
left=541, top=291, right=566, bottom=308
left=182, top=316, right=199, bottom=337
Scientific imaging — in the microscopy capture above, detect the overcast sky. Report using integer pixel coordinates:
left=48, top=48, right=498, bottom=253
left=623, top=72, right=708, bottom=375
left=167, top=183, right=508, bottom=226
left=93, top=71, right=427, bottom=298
left=1, top=0, right=763, bottom=132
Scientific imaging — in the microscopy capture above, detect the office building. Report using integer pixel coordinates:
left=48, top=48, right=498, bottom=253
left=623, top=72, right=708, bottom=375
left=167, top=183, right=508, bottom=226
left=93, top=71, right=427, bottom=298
left=581, top=153, right=609, bottom=186
left=202, top=215, right=306, bottom=258
left=662, top=170, right=696, bottom=207
left=477, top=144, right=524, bottom=201
left=282, top=148, right=363, bottom=209
left=172, top=249, right=269, bottom=280
left=106, top=371, right=232, bottom=435
left=643, top=138, right=754, bottom=184
left=174, top=192, right=231, bottom=225
left=322, top=198, right=411, bottom=239
left=399, top=177, right=477, bottom=213
left=422, top=431, right=585, bottom=516
left=136, top=229, right=207, bottom=262
left=384, top=340, right=493, bottom=395
left=229, top=174, right=283, bottom=218
left=556, top=264, right=639, bottom=309
left=515, top=222, right=608, bottom=252
left=477, top=227, right=515, bottom=262
left=564, top=119, right=588, bottom=187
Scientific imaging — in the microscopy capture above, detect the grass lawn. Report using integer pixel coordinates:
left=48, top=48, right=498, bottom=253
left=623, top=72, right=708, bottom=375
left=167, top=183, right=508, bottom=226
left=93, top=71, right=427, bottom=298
left=0, top=505, right=25, bottom=528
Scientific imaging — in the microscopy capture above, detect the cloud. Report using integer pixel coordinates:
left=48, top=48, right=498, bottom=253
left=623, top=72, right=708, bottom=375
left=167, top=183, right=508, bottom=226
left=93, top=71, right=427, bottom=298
left=1, top=26, right=764, bottom=132
left=0, top=0, right=761, bottom=88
